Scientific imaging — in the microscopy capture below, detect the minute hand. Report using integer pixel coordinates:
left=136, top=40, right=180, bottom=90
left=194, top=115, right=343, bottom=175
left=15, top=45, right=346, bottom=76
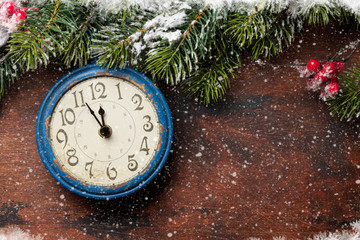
left=86, top=103, right=103, bottom=127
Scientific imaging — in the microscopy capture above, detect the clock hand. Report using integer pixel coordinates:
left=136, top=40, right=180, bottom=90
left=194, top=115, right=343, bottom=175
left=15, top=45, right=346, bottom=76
left=98, top=106, right=112, bottom=138
left=98, top=106, right=105, bottom=127
left=85, top=103, right=103, bottom=127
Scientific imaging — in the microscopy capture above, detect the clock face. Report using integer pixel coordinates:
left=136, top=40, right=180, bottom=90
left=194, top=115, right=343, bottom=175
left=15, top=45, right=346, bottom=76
left=37, top=65, right=173, bottom=199
left=48, top=76, right=161, bottom=187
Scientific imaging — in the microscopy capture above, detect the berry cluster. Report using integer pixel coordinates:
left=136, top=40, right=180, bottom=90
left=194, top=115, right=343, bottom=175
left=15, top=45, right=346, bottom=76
left=303, top=59, right=343, bottom=100
left=0, top=1, right=27, bottom=32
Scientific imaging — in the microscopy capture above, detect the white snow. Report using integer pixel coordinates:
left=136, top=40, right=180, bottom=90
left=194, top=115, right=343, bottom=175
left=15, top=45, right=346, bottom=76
left=71, top=0, right=360, bottom=17
left=0, top=227, right=44, bottom=240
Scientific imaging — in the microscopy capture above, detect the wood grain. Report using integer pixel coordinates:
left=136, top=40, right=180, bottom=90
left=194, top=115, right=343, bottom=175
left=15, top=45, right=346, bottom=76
left=0, top=25, right=359, bottom=239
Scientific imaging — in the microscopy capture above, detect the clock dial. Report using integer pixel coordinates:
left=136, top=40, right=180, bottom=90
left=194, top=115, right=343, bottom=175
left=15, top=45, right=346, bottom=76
left=48, top=76, right=161, bottom=187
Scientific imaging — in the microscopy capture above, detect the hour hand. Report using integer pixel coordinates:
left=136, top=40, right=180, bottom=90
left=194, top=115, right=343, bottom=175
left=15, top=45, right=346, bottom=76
left=98, top=106, right=105, bottom=127
left=86, top=103, right=102, bottom=127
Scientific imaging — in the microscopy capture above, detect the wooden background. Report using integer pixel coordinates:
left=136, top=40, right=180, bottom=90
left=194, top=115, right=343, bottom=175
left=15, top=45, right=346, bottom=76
left=0, top=24, right=359, bottom=239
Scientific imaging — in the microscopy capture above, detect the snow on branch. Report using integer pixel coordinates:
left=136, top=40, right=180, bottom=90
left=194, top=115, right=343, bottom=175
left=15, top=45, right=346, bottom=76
left=78, top=0, right=360, bottom=16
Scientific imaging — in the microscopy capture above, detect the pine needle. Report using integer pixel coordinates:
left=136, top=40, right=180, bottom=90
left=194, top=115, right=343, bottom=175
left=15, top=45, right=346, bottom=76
left=327, top=67, right=360, bottom=121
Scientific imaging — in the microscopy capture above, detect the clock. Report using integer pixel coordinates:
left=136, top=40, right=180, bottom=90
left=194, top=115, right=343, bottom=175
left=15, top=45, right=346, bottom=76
left=36, top=64, right=173, bottom=200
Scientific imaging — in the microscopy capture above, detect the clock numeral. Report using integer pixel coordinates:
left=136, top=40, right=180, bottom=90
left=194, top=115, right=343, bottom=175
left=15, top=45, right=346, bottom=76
left=59, top=108, right=75, bottom=126
left=132, top=94, right=144, bottom=111
left=66, top=148, right=79, bottom=166
left=140, top=136, right=150, bottom=155
left=89, top=82, right=107, bottom=100
left=128, top=154, right=138, bottom=171
left=85, top=161, right=94, bottom=179
left=56, top=129, right=68, bottom=149
left=107, top=163, right=117, bottom=180
left=143, top=115, right=154, bottom=132
left=115, top=83, right=123, bottom=100
left=72, top=90, right=85, bottom=108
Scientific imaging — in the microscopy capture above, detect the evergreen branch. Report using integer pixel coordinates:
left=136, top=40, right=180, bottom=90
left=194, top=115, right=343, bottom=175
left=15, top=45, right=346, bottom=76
left=60, top=6, right=99, bottom=67
left=226, top=8, right=266, bottom=48
left=0, top=51, right=11, bottom=63
left=183, top=63, right=231, bottom=105
left=38, top=0, right=61, bottom=38
left=0, top=49, right=24, bottom=99
left=2, top=0, right=360, bottom=106
left=252, top=14, right=295, bottom=59
left=227, top=9, right=296, bottom=59
left=305, top=5, right=333, bottom=26
left=182, top=10, right=241, bottom=104
left=9, top=30, right=50, bottom=71
left=92, top=24, right=141, bottom=69
left=91, top=8, right=153, bottom=69
left=8, top=0, right=63, bottom=71
left=299, top=3, right=360, bottom=27
left=145, top=7, right=209, bottom=85
left=327, top=67, right=360, bottom=121
left=336, top=7, right=360, bottom=30
left=183, top=42, right=241, bottom=104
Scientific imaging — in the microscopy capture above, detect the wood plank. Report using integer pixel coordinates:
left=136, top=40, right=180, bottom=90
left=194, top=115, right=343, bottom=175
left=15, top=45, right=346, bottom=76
left=0, top=25, right=359, bottom=239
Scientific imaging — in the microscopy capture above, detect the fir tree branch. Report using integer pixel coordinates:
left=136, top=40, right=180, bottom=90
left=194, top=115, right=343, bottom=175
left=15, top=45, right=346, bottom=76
left=92, top=25, right=141, bottom=69
left=8, top=0, right=63, bottom=71
left=226, top=8, right=265, bottom=48
left=227, top=9, right=296, bottom=60
left=305, top=5, right=333, bottom=26
left=91, top=8, right=153, bottom=69
left=38, top=0, right=61, bottom=38
left=326, top=67, right=360, bottom=121
left=183, top=63, right=231, bottom=105
left=2, top=0, right=360, bottom=106
left=337, top=7, right=360, bottom=30
left=0, top=49, right=24, bottom=99
left=145, top=7, right=209, bottom=84
left=251, top=10, right=296, bottom=59
left=60, top=5, right=100, bottom=67
left=0, top=51, right=10, bottom=63
left=182, top=9, right=241, bottom=104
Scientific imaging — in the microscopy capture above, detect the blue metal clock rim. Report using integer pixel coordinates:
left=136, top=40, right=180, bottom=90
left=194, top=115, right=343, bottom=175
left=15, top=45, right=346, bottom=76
left=36, top=64, right=173, bottom=200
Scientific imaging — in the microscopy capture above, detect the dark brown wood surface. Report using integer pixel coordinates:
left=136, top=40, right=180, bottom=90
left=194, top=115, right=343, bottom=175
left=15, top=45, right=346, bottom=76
left=0, top=25, right=359, bottom=240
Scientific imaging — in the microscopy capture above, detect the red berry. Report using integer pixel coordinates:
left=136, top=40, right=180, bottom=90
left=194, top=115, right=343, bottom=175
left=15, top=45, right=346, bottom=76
left=14, top=10, right=27, bottom=21
left=314, top=69, right=328, bottom=85
left=335, top=61, right=344, bottom=73
left=323, top=62, right=337, bottom=77
left=3, top=1, right=16, bottom=15
left=307, top=59, right=321, bottom=73
left=324, top=81, right=340, bottom=97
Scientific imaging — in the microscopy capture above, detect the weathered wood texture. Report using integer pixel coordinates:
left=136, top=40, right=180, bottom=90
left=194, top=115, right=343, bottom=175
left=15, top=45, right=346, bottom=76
left=0, top=25, right=359, bottom=240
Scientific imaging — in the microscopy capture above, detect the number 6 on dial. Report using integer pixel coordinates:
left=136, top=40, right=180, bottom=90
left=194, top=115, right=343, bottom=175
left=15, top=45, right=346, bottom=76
left=36, top=65, right=173, bottom=200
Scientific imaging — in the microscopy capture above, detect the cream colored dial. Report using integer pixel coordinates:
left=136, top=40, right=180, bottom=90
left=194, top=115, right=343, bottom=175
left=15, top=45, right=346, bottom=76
left=48, top=76, right=160, bottom=187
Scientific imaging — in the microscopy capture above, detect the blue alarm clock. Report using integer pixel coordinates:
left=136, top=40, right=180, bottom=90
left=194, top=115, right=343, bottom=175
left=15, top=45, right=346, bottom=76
left=36, top=64, right=173, bottom=200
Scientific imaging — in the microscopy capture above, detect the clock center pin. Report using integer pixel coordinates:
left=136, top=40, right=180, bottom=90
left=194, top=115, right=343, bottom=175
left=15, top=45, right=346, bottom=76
left=99, top=125, right=112, bottom=138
